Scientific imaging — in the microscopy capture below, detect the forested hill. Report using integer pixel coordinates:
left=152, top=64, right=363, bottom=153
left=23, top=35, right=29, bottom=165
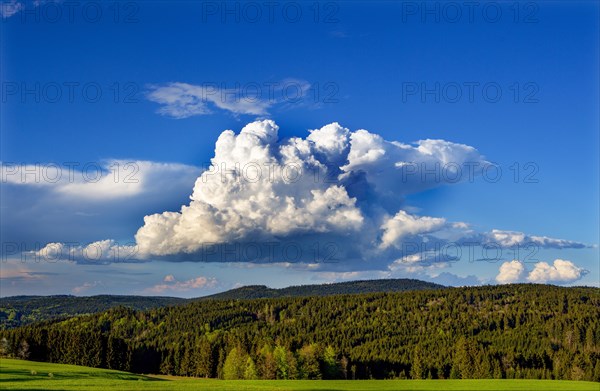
left=2, top=284, right=599, bottom=381
left=198, top=278, right=444, bottom=300
left=0, top=295, right=186, bottom=329
left=0, top=279, right=441, bottom=329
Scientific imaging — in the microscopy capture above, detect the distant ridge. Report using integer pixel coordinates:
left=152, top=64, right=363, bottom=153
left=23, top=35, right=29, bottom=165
left=0, top=278, right=443, bottom=328
left=198, top=278, right=444, bottom=300
left=0, top=295, right=185, bottom=329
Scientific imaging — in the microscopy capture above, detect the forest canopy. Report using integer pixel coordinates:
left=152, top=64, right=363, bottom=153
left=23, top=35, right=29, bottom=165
left=1, top=284, right=599, bottom=382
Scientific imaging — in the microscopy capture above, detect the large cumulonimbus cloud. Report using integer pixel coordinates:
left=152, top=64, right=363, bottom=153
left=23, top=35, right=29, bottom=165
left=133, top=120, right=488, bottom=259
left=29, top=120, right=590, bottom=283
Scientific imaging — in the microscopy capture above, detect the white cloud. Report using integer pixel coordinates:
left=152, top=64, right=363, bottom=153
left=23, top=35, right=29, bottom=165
left=527, top=259, right=588, bottom=284
left=489, top=231, right=527, bottom=247
left=1, top=160, right=199, bottom=201
left=146, top=82, right=271, bottom=118
left=487, top=229, right=587, bottom=249
left=30, top=240, right=138, bottom=264
left=147, top=276, right=218, bottom=293
left=496, top=259, right=588, bottom=285
left=380, top=211, right=446, bottom=249
left=0, top=267, right=46, bottom=281
left=1, top=0, right=23, bottom=18
left=146, top=79, right=313, bottom=119
left=307, top=122, right=351, bottom=161
left=1, top=160, right=200, bottom=250
left=388, top=251, right=444, bottom=271
left=135, top=120, right=366, bottom=256
left=0, top=0, right=57, bottom=19
left=496, top=260, right=526, bottom=284
left=385, top=258, right=485, bottom=286
left=340, top=131, right=487, bottom=199
left=387, top=250, right=453, bottom=274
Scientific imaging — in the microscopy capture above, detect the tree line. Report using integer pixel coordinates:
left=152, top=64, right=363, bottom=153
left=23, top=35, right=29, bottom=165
left=0, top=295, right=185, bottom=329
left=1, top=284, right=599, bottom=381
left=0, top=279, right=440, bottom=329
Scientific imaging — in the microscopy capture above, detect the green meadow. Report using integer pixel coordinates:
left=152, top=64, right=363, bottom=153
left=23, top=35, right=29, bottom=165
left=1, top=359, right=598, bottom=391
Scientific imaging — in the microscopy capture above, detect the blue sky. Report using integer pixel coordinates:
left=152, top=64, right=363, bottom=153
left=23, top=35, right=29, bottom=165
left=1, top=0, right=598, bottom=297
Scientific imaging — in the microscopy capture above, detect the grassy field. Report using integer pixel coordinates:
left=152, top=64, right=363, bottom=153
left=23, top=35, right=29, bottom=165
left=0, top=358, right=598, bottom=391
